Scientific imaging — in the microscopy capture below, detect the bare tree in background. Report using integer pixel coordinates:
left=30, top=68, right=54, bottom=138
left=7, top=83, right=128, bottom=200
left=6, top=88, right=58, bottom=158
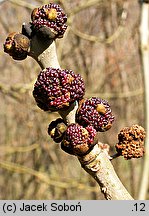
left=138, top=0, right=149, bottom=200
left=0, top=0, right=148, bottom=199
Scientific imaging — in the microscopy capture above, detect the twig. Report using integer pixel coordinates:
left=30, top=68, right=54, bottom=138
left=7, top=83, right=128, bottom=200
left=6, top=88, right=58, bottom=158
left=138, top=2, right=149, bottom=200
left=70, top=25, right=124, bottom=44
left=0, top=81, right=34, bottom=101
left=69, top=0, right=103, bottom=17
left=85, top=88, right=144, bottom=99
left=0, top=143, right=39, bottom=155
left=29, top=34, right=60, bottom=70
left=78, top=143, right=133, bottom=200
left=0, top=160, right=73, bottom=188
left=0, top=83, right=22, bottom=101
left=0, top=160, right=99, bottom=192
left=8, top=0, right=34, bottom=10
left=25, top=16, right=133, bottom=200
left=3, top=3, right=134, bottom=200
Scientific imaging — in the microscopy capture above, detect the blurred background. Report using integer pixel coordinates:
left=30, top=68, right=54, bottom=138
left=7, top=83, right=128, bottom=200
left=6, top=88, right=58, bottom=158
left=0, top=0, right=148, bottom=199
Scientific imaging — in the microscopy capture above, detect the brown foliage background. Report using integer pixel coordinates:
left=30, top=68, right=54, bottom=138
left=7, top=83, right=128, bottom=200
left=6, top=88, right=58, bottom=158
left=0, top=0, right=146, bottom=199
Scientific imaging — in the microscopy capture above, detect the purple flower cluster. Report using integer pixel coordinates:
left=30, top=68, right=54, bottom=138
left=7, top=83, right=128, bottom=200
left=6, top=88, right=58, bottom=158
left=61, top=123, right=97, bottom=156
left=33, top=67, right=85, bottom=112
left=31, top=3, right=67, bottom=38
left=76, top=97, right=115, bottom=132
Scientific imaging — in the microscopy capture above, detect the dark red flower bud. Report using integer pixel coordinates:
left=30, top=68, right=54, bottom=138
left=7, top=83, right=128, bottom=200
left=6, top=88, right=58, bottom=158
left=76, top=97, right=115, bottom=132
left=33, top=67, right=85, bottom=112
left=61, top=123, right=97, bottom=156
left=31, top=3, right=67, bottom=38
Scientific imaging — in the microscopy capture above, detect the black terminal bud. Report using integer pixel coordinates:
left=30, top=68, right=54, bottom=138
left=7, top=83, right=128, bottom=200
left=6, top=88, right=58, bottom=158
left=48, top=118, right=67, bottom=143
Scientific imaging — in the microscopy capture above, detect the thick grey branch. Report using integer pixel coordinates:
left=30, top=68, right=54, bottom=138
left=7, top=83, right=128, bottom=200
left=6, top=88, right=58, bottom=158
left=58, top=101, right=78, bottom=125
left=78, top=143, right=133, bottom=200
left=27, top=23, right=133, bottom=200
left=27, top=26, right=78, bottom=124
left=29, top=35, right=60, bottom=70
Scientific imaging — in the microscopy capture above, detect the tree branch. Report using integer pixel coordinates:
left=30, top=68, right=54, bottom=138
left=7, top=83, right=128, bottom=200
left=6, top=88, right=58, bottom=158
left=3, top=3, right=136, bottom=200
left=26, top=25, right=133, bottom=200
left=29, top=33, right=60, bottom=70
left=138, top=1, right=149, bottom=200
left=78, top=143, right=133, bottom=200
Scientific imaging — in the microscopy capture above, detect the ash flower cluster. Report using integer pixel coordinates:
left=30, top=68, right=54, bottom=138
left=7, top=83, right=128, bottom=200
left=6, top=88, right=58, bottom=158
left=115, top=124, right=145, bottom=160
left=61, top=123, right=97, bottom=156
left=31, top=3, right=67, bottom=38
left=33, top=67, right=85, bottom=112
left=76, top=97, right=115, bottom=132
left=4, top=2, right=132, bottom=158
